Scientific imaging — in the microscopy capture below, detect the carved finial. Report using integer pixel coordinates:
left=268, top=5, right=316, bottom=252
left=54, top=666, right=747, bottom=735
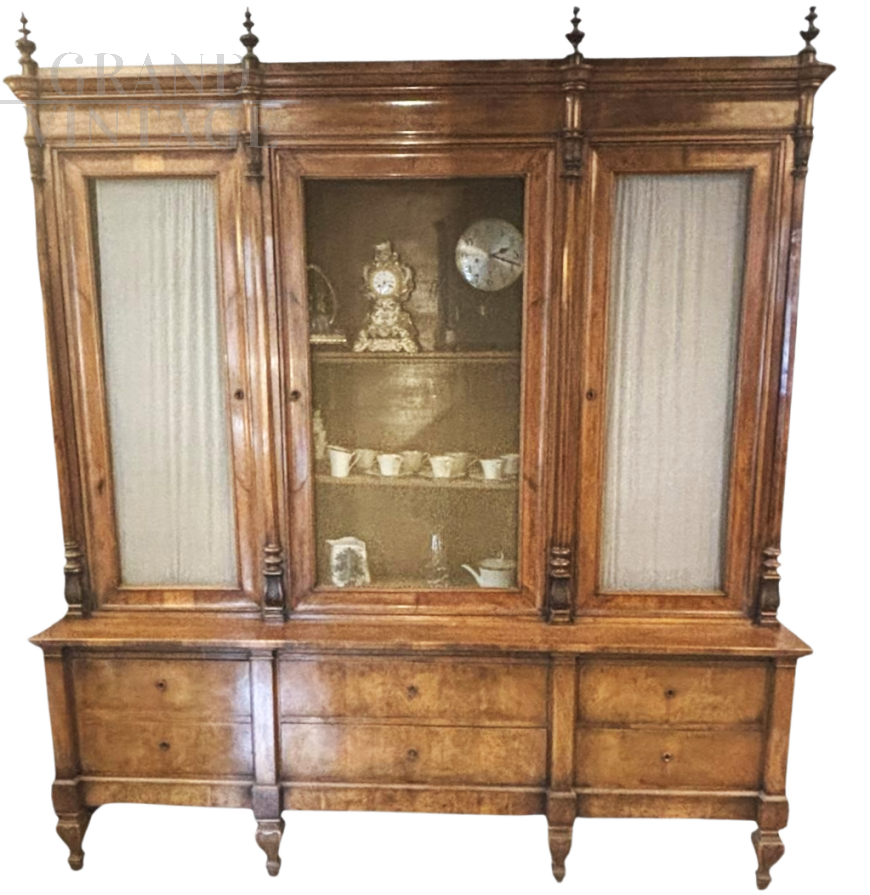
left=800, top=6, right=820, bottom=53
left=15, top=12, right=37, bottom=76
left=263, top=543, right=285, bottom=620
left=757, top=546, right=782, bottom=626
left=240, top=7, right=260, bottom=68
left=63, top=540, right=87, bottom=617
left=547, top=545, right=573, bottom=624
left=566, top=7, right=585, bottom=59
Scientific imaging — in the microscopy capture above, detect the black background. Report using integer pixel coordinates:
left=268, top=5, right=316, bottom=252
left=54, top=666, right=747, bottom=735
left=11, top=2, right=844, bottom=895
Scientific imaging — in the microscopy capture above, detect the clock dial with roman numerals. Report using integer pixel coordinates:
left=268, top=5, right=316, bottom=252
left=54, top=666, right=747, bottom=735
left=455, top=218, right=524, bottom=292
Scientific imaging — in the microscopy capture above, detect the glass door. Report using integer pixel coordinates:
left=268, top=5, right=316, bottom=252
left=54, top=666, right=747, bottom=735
left=577, top=144, right=779, bottom=616
left=57, top=151, right=261, bottom=610
left=276, top=149, right=554, bottom=614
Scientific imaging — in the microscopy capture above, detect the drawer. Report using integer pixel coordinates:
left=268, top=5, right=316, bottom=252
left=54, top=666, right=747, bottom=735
left=280, top=657, right=547, bottom=726
left=575, top=728, right=763, bottom=790
left=282, top=722, right=547, bottom=786
left=78, top=713, right=254, bottom=778
left=577, top=661, right=767, bottom=726
left=72, top=657, right=251, bottom=718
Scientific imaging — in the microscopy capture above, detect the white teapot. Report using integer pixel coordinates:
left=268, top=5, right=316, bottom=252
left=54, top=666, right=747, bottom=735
left=461, top=555, right=516, bottom=588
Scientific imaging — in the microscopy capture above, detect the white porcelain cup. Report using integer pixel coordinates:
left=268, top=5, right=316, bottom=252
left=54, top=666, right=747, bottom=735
left=478, top=458, right=505, bottom=480
left=377, top=453, right=404, bottom=477
left=500, top=453, right=520, bottom=477
left=401, top=450, right=428, bottom=474
left=328, top=446, right=358, bottom=478
left=356, top=448, right=378, bottom=471
left=429, top=455, right=455, bottom=478
left=446, top=452, right=475, bottom=476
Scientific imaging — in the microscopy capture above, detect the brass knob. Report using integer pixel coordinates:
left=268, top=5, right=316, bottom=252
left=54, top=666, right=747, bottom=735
left=661, top=751, right=673, bottom=763
left=159, top=741, right=171, bottom=752
left=155, top=679, right=167, bottom=691
left=664, top=688, right=676, bottom=699
left=406, top=685, right=419, bottom=700
left=406, top=749, right=419, bottom=762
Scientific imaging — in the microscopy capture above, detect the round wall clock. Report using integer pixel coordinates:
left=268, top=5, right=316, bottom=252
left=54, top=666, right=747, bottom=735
left=455, top=218, right=525, bottom=292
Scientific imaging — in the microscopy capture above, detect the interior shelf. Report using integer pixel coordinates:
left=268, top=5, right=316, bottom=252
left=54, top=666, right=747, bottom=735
left=311, top=350, right=521, bottom=364
left=315, top=472, right=518, bottom=491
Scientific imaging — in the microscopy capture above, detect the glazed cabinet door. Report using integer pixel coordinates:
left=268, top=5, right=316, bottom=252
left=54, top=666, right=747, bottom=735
left=575, top=144, right=785, bottom=616
left=274, top=148, right=555, bottom=615
left=57, top=151, right=266, bottom=610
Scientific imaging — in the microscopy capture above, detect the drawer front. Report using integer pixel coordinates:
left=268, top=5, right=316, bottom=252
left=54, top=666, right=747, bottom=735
left=282, top=722, right=547, bottom=786
left=575, top=729, right=763, bottom=790
left=72, top=657, right=251, bottom=718
left=577, top=661, right=767, bottom=726
left=280, top=657, right=548, bottom=726
left=79, top=714, right=254, bottom=778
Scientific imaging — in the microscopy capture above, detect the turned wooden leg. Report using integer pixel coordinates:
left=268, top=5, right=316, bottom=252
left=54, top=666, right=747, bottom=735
left=548, top=825, right=573, bottom=883
left=752, top=828, right=785, bottom=890
left=56, top=809, right=93, bottom=871
left=256, top=818, right=285, bottom=877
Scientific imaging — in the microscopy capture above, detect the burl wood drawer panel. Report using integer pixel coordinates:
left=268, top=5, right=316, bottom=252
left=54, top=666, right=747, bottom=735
left=72, top=657, right=252, bottom=717
left=575, top=728, right=764, bottom=790
left=577, top=661, right=768, bottom=726
left=282, top=723, right=548, bottom=786
left=279, top=657, right=548, bottom=726
left=78, top=715, right=254, bottom=778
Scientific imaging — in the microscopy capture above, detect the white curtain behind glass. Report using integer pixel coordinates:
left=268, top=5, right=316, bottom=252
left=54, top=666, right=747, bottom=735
left=601, top=173, right=749, bottom=591
left=95, top=179, right=237, bottom=586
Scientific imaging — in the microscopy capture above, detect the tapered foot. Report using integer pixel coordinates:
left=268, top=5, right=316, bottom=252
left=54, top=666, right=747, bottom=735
left=548, top=825, right=572, bottom=882
left=256, top=818, right=285, bottom=877
left=56, top=810, right=92, bottom=870
left=752, top=828, right=785, bottom=889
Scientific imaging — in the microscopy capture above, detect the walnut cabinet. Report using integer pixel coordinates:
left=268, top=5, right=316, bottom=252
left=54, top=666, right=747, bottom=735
left=4, top=7, right=833, bottom=888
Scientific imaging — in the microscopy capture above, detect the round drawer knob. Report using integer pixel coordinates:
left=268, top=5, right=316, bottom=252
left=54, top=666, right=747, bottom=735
left=406, top=749, right=419, bottom=762
left=159, top=741, right=171, bottom=752
left=661, top=751, right=673, bottom=763
left=406, top=685, right=419, bottom=700
left=155, top=679, right=167, bottom=692
left=664, top=688, right=676, bottom=699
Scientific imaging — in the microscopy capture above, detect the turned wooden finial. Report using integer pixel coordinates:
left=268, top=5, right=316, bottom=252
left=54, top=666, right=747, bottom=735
left=240, top=7, right=260, bottom=68
left=800, top=6, right=820, bottom=53
left=566, top=7, right=585, bottom=59
left=16, top=12, right=37, bottom=76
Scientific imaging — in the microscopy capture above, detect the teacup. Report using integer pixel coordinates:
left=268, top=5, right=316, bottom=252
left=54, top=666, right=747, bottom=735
left=429, top=455, right=455, bottom=478
left=478, top=458, right=504, bottom=480
left=446, top=452, right=475, bottom=476
left=500, top=453, right=520, bottom=477
left=401, top=450, right=428, bottom=474
left=328, top=446, right=358, bottom=478
left=377, top=453, right=404, bottom=477
left=356, top=448, right=378, bottom=471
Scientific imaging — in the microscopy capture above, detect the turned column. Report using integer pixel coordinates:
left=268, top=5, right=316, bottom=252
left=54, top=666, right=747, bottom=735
left=753, top=658, right=798, bottom=889
left=547, top=655, right=578, bottom=881
left=43, top=647, right=92, bottom=869
left=250, top=650, right=284, bottom=875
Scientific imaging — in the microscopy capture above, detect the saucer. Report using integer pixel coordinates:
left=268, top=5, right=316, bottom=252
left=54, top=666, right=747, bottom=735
left=420, top=468, right=466, bottom=480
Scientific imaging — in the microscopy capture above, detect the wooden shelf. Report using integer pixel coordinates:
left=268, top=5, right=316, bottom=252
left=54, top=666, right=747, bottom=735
left=315, top=472, right=518, bottom=491
left=312, top=350, right=520, bottom=365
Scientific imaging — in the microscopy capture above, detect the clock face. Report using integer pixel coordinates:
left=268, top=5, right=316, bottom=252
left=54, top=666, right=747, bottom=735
left=371, top=269, right=398, bottom=296
left=455, top=218, right=525, bottom=292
